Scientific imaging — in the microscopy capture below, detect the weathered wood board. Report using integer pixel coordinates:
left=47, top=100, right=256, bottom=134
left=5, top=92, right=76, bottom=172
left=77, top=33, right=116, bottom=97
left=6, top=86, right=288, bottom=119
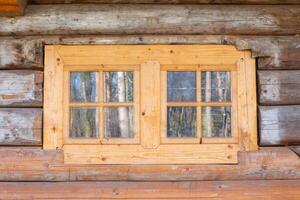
left=258, top=71, right=300, bottom=105
left=0, top=147, right=299, bottom=181
left=0, top=5, right=299, bottom=36
left=30, top=0, right=300, bottom=4
left=1, top=36, right=299, bottom=69
left=0, top=180, right=299, bottom=199
left=259, top=106, right=300, bottom=146
left=0, top=71, right=43, bottom=107
left=0, top=108, right=42, bottom=145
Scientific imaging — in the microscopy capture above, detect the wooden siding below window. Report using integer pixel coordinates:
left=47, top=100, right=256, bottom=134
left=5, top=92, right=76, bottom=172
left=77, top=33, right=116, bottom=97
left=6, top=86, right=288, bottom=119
left=0, top=147, right=298, bottom=181
left=0, top=180, right=299, bottom=199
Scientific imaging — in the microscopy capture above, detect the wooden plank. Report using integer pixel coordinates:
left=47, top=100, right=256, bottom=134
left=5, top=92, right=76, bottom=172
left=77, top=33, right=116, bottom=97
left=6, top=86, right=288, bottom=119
left=0, top=147, right=299, bottom=181
left=0, top=5, right=299, bottom=36
left=0, top=108, right=42, bottom=145
left=0, top=180, right=299, bottom=199
left=258, top=70, right=300, bottom=105
left=290, top=146, right=300, bottom=157
left=0, top=71, right=43, bottom=107
left=1, top=36, right=299, bottom=69
left=43, top=46, right=63, bottom=149
left=63, top=144, right=238, bottom=164
left=140, top=61, right=161, bottom=149
left=30, top=0, right=300, bottom=4
left=0, top=0, right=27, bottom=16
left=259, top=106, right=300, bottom=146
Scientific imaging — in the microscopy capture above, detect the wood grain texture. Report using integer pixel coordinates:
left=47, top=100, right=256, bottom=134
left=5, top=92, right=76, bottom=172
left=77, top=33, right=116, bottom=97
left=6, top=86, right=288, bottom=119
left=30, top=0, right=300, bottom=4
left=258, top=71, right=300, bottom=105
left=0, top=108, right=42, bottom=145
left=0, top=71, right=43, bottom=107
left=259, top=106, right=300, bottom=146
left=1, top=36, right=299, bottom=69
left=0, top=147, right=299, bottom=181
left=0, top=180, right=299, bottom=199
left=290, top=146, right=300, bottom=157
left=0, top=0, right=27, bottom=16
left=0, top=5, right=299, bottom=36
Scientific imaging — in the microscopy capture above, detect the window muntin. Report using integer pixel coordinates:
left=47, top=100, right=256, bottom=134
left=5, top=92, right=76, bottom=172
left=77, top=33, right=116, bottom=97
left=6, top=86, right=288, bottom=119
left=44, top=45, right=257, bottom=164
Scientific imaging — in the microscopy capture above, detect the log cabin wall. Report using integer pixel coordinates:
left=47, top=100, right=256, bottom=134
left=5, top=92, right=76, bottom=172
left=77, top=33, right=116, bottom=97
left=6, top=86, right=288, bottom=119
left=0, top=1, right=300, bottom=199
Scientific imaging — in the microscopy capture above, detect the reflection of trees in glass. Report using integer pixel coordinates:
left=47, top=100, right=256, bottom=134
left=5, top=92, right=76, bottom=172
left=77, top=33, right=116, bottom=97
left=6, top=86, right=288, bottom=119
left=104, top=107, right=133, bottom=138
left=70, top=72, right=97, bottom=102
left=70, top=107, right=97, bottom=138
left=104, top=72, right=134, bottom=138
left=201, top=71, right=231, bottom=137
left=167, top=72, right=196, bottom=102
left=69, top=72, right=98, bottom=138
left=167, top=107, right=196, bottom=137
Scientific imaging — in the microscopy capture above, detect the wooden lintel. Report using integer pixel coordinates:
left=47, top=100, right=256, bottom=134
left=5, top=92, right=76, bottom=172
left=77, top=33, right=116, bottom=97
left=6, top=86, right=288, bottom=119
left=0, top=0, right=27, bottom=17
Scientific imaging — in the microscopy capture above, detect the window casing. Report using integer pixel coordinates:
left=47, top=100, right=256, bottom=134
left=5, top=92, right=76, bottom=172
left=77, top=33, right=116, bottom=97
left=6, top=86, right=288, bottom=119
left=44, top=45, right=257, bottom=164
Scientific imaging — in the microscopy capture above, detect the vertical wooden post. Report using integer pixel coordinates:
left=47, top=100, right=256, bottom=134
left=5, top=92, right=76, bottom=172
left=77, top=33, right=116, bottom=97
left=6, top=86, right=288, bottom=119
left=140, top=61, right=161, bottom=149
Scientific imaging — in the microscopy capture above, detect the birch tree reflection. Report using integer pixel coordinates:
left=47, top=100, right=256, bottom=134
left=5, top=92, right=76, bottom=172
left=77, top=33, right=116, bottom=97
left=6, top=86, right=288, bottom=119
left=70, top=72, right=98, bottom=138
left=104, top=72, right=133, bottom=138
left=201, top=71, right=231, bottom=137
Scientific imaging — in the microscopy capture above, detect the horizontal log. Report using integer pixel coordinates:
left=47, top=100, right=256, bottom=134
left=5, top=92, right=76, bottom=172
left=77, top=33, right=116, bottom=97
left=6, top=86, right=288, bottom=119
left=258, top=71, right=300, bottom=105
left=30, top=0, right=300, bottom=4
left=0, top=5, right=299, bottom=36
left=290, top=146, right=300, bottom=157
left=0, top=147, right=299, bottom=181
left=1, top=35, right=299, bottom=69
left=259, top=106, right=300, bottom=146
left=0, top=108, right=42, bottom=145
left=0, top=71, right=43, bottom=107
left=0, top=0, right=27, bottom=16
left=0, top=180, right=299, bottom=199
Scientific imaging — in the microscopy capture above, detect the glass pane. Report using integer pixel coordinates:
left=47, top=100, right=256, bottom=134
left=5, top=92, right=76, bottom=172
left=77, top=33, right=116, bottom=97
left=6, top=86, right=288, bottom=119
left=201, top=72, right=231, bottom=102
left=202, top=106, right=231, bottom=137
left=70, top=72, right=98, bottom=102
left=70, top=107, right=98, bottom=138
left=167, top=71, right=196, bottom=102
left=167, top=107, right=196, bottom=137
left=104, top=72, right=133, bottom=102
left=104, top=107, right=134, bottom=138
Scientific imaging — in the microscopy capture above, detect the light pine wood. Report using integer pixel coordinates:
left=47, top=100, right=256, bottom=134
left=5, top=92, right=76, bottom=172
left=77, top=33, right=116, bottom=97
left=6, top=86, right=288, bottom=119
left=43, top=46, right=64, bottom=149
left=64, top=144, right=238, bottom=164
left=44, top=45, right=257, bottom=164
left=140, top=61, right=161, bottom=149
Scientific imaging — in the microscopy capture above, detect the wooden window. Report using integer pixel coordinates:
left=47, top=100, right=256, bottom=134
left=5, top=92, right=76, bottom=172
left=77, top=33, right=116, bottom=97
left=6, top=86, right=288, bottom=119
left=44, top=45, right=257, bottom=164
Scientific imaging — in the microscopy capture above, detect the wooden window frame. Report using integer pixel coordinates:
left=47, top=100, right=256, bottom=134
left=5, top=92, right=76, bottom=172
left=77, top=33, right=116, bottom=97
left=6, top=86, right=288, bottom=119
left=44, top=45, right=257, bottom=164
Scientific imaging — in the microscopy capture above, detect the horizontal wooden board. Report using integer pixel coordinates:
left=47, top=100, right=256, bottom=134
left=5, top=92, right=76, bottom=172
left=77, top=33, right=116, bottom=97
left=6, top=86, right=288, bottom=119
left=0, top=147, right=299, bottom=181
left=290, top=146, right=300, bottom=157
left=0, top=0, right=27, bottom=16
left=0, top=5, right=299, bottom=36
left=0, top=71, right=43, bottom=107
left=64, top=144, right=239, bottom=164
left=30, top=0, right=300, bottom=4
left=0, top=108, right=42, bottom=145
left=259, top=106, right=300, bottom=146
left=1, top=36, right=299, bottom=69
left=258, top=70, right=300, bottom=105
left=0, top=180, right=299, bottom=199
